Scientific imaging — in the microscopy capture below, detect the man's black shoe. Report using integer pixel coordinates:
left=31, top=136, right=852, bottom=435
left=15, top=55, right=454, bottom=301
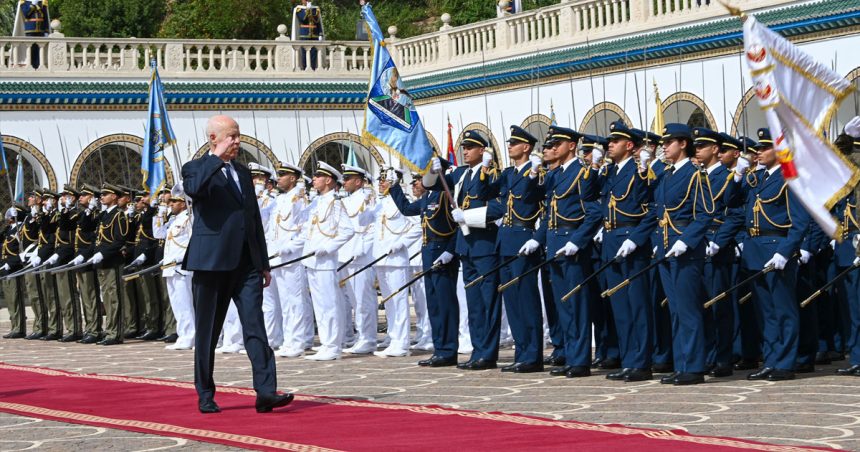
left=124, top=331, right=141, bottom=340
left=549, top=365, right=572, bottom=376
left=606, top=368, right=630, bottom=381
left=3, top=332, right=25, bottom=339
left=418, top=356, right=456, bottom=367
left=25, top=332, right=45, bottom=340
left=60, top=334, right=82, bottom=343
left=660, top=372, right=679, bottom=384
left=161, top=333, right=179, bottom=343
left=814, top=352, right=832, bottom=365
left=255, top=393, right=294, bottom=413
left=138, top=331, right=161, bottom=341
left=98, top=338, right=123, bottom=346
left=836, top=364, right=860, bottom=376
left=590, top=357, right=603, bottom=369
left=456, top=360, right=474, bottom=370
left=500, top=363, right=518, bottom=372
left=652, top=362, right=674, bottom=373
left=734, top=359, right=759, bottom=370
left=565, top=366, right=591, bottom=378
left=198, top=399, right=221, bottom=414
left=41, top=333, right=61, bottom=341
left=708, top=366, right=733, bottom=378
left=597, top=357, right=621, bottom=370
left=511, top=362, right=544, bottom=373
left=624, top=368, right=653, bottom=382
left=794, top=363, right=815, bottom=374
left=747, top=367, right=774, bottom=380
left=464, top=359, right=496, bottom=370
left=767, top=369, right=795, bottom=381
left=544, top=355, right=565, bottom=367
left=673, top=372, right=705, bottom=386
left=78, top=334, right=99, bottom=344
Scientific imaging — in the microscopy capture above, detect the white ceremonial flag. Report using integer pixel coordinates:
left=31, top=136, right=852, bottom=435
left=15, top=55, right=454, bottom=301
left=743, top=14, right=860, bottom=238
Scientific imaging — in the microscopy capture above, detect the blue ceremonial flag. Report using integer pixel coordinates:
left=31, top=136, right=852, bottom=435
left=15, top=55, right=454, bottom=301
left=141, top=60, right=176, bottom=195
left=13, top=154, right=23, bottom=204
left=360, top=3, right=434, bottom=173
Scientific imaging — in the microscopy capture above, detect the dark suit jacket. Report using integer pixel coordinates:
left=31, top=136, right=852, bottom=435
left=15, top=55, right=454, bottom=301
left=181, top=154, right=269, bottom=272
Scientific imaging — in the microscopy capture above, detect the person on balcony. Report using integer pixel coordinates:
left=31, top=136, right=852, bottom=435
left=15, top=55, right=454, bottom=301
left=12, top=0, right=50, bottom=68
left=292, top=0, right=324, bottom=70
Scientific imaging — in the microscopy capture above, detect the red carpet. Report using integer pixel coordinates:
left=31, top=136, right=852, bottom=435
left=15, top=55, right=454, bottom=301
left=0, top=363, right=830, bottom=452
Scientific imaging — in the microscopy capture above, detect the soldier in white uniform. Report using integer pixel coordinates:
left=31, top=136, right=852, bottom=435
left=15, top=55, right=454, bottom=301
left=407, top=173, right=433, bottom=351
left=339, top=164, right=377, bottom=354
left=268, top=163, right=314, bottom=358
left=303, top=162, right=355, bottom=361
left=155, top=185, right=195, bottom=350
left=366, top=169, right=423, bottom=357
left=249, top=163, right=277, bottom=228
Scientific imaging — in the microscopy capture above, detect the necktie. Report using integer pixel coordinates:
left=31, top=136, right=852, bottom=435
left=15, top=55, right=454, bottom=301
left=666, top=165, right=675, bottom=176
left=224, top=162, right=242, bottom=195
left=762, top=171, right=770, bottom=184
left=458, top=169, right=472, bottom=205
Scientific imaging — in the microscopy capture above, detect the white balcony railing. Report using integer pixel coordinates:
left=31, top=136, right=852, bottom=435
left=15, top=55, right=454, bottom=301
left=0, top=0, right=810, bottom=80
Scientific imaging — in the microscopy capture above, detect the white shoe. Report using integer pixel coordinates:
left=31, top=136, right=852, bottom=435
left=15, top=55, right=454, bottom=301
left=311, top=345, right=322, bottom=352
left=410, top=341, right=434, bottom=352
left=276, top=347, right=304, bottom=358
left=215, top=344, right=243, bottom=354
left=373, top=346, right=410, bottom=358
left=304, top=349, right=341, bottom=361
left=165, top=343, right=193, bottom=350
left=238, top=349, right=248, bottom=355
left=344, top=342, right=377, bottom=354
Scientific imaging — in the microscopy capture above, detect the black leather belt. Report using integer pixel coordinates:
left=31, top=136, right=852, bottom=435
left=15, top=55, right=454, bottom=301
left=554, top=220, right=582, bottom=230
left=673, top=220, right=691, bottom=228
left=606, top=220, right=640, bottom=229
left=507, top=219, right=536, bottom=229
left=748, top=228, right=788, bottom=238
left=426, top=235, right=451, bottom=242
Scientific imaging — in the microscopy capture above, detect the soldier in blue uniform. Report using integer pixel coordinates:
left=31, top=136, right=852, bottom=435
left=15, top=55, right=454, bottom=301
left=18, top=0, right=50, bottom=68
left=481, top=125, right=545, bottom=373
left=538, top=133, right=565, bottom=367
left=696, top=128, right=742, bottom=378
left=581, top=134, right=621, bottom=371
left=533, top=126, right=601, bottom=378
left=653, top=124, right=715, bottom=386
left=293, top=0, right=324, bottom=70
left=832, top=128, right=860, bottom=376
left=739, top=128, right=810, bottom=381
left=425, top=131, right=501, bottom=370
left=389, top=170, right=460, bottom=367
left=600, top=122, right=658, bottom=382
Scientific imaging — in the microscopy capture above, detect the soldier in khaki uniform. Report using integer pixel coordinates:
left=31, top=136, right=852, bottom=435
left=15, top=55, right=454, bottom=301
left=33, top=190, right=62, bottom=340
left=117, top=187, right=141, bottom=337
left=47, top=186, right=84, bottom=342
left=1, top=204, right=27, bottom=338
left=21, top=189, right=45, bottom=339
left=87, top=183, right=130, bottom=345
left=68, top=184, right=103, bottom=343
left=129, top=191, right=162, bottom=340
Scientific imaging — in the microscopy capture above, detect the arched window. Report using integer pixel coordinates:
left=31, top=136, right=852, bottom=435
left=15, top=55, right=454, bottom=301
left=72, top=134, right=175, bottom=189
left=193, top=135, right=279, bottom=170
left=454, top=122, right=502, bottom=167
left=730, top=87, right=768, bottom=139
left=520, top=114, right=552, bottom=144
left=579, top=102, right=634, bottom=136
left=299, top=132, right=384, bottom=178
left=0, top=136, right=57, bottom=203
left=660, top=92, right=716, bottom=130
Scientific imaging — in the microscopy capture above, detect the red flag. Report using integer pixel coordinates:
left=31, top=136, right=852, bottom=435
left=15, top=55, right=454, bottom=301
left=446, top=118, right=457, bottom=166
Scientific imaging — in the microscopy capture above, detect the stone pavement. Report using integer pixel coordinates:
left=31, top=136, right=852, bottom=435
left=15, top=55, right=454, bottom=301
left=1, top=311, right=859, bottom=451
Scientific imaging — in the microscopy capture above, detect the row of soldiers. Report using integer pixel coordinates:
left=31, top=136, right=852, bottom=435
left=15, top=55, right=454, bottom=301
left=0, top=183, right=192, bottom=348
left=3, top=116, right=860, bottom=386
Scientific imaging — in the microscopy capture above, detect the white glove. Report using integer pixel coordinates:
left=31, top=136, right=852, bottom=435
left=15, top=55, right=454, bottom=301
left=518, top=239, right=540, bottom=256
left=433, top=251, right=453, bottom=266
left=88, top=198, right=98, bottom=210
left=735, top=245, right=741, bottom=258
left=158, top=205, right=169, bottom=217
left=666, top=240, right=689, bottom=258
left=71, top=255, right=85, bottom=266
left=132, top=253, right=147, bottom=266
left=150, top=197, right=158, bottom=208
left=44, top=199, right=54, bottom=211
left=451, top=208, right=465, bottom=224
left=29, top=255, right=42, bottom=267
left=385, top=168, right=397, bottom=183
left=593, top=228, right=603, bottom=244
left=733, top=157, right=751, bottom=182
left=737, top=242, right=744, bottom=253
left=638, top=150, right=651, bottom=170
left=88, top=252, right=104, bottom=265
left=389, top=241, right=406, bottom=254
left=854, top=256, right=860, bottom=267
left=830, top=239, right=836, bottom=250
left=125, top=205, right=135, bottom=216
left=431, top=157, right=443, bottom=173
left=764, top=253, right=787, bottom=270
left=556, top=241, right=579, bottom=257
left=30, top=205, right=39, bottom=216
left=706, top=241, right=720, bottom=257
left=1, top=263, right=9, bottom=271
left=845, top=116, right=860, bottom=138
left=591, top=149, right=604, bottom=168
left=528, top=154, right=542, bottom=178
left=45, top=254, right=59, bottom=266
left=19, top=252, right=28, bottom=262
left=799, top=249, right=812, bottom=265
left=615, top=239, right=637, bottom=258
left=481, top=151, right=493, bottom=168
left=254, top=183, right=265, bottom=197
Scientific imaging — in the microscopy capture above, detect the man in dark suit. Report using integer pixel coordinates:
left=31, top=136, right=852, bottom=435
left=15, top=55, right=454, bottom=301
left=182, top=115, right=293, bottom=414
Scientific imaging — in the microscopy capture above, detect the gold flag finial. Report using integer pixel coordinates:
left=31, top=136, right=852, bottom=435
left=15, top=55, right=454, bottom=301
left=718, top=0, right=746, bottom=19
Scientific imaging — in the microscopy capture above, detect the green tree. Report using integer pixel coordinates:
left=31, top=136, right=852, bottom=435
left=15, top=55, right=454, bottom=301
left=50, top=0, right=167, bottom=38
left=0, top=0, right=17, bottom=36
left=160, top=0, right=294, bottom=40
